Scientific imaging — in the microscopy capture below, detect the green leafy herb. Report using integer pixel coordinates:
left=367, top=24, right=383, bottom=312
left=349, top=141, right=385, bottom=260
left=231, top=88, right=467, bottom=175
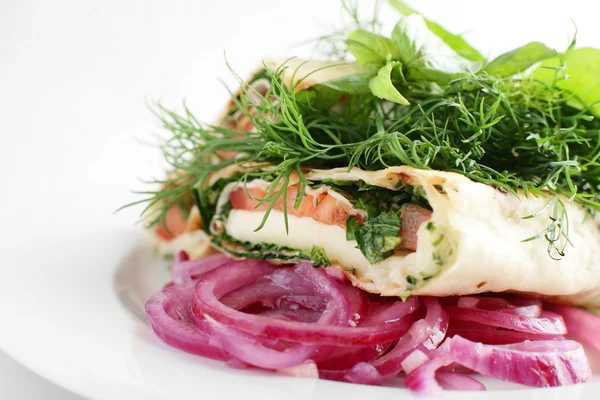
left=369, top=61, right=409, bottom=104
left=303, top=246, right=332, bottom=267
left=532, top=47, right=600, bottom=117
left=346, top=215, right=360, bottom=241
left=316, top=70, right=375, bottom=94
left=406, top=274, right=417, bottom=285
left=213, top=232, right=318, bottom=263
left=349, top=211, right=402, bottom=264
left=346, top=29, right=400, bottom=67
left=391, top=14, right=480, bottom=85
left=320, top=179, right=430, bottom=218
left=388, top=0, right=485, bottom=63
left=485, top=42, right=556, bottom=77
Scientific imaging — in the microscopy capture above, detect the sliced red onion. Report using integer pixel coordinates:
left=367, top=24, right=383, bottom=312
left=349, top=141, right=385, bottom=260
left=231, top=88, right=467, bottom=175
left=549, top=304, right=600, bottom=354
left=447, top=326, right=563, bottom=344
left=200, top=314, right=320, bottom=369
left=145, top=283, right=227, bottom=360
left=192, top=261, right=349, bottom=337
left=370, top=297, right=448, bottom=377
left=324, top=266, right=348, bottom=282
left=278, top=360, right=319, bottom=378
left=457, top=297, right=480, bottom=309
left=219, top=269, right=318, bottom=311
left=319, top=363, right=385, bottom=386
left=459, top=296, right=512, bottom=309
left=258, top=308, right=321, bottom=323
left=406, top=335, right=591, bottom=396
left=226, top=357, right=251, bottom=369
left=147, top=255, right=594, bottom=395
left=435, top=372, right=485, bottom=391
left=445, top=306, right=566, bottom=334
left=280, top=295, right=326, bottom=312
left=456, top=296, right=541, bottom=317
left=344, top=362, right=384, bottom=386
left=338, top=283, right=370, bottom=325
left=171, top=251, right=231, bottom=285
left=360, top=298, right=418, bottom=326
left=316, top=343, right=391, bottom=371
left=317, top=369, right=347, bottom=382
left=193, top=262, right=417, bottom=346
left=401, top=350, right=429, bottom=374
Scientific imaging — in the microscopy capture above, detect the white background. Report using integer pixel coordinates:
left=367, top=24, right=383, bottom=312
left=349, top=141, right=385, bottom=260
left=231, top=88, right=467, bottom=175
left=1, top=0, right=599, bottom=398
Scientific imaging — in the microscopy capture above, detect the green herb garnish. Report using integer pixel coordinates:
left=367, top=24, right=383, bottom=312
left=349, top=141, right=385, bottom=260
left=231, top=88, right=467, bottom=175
left=347, top=211, right=402, bottom=264
left=304, top=246, right=332, bottom=267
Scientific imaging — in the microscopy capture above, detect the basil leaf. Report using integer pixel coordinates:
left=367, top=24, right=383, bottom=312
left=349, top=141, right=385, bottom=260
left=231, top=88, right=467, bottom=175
left=296, top=70, right=376, bottom=108
left=346, top=29, right=401, bottom=67
left=532, top=48, right=600, bottom=117
left=485, top=42, right=556, bottom=77
left=389, top=0, right=485, bottom=62
left=392, top=15, right=481, bottom=84
left=317, top=70, right=376, bottom=94
left=369, top=62, right=409, bottom=105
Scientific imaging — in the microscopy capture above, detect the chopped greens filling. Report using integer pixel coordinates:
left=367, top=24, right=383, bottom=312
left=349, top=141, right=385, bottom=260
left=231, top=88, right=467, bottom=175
left=212, top=231, right=331, bottom=267
left=347, top=212, right=402, bottom=264
left=318, top=179, right=430, bottom=217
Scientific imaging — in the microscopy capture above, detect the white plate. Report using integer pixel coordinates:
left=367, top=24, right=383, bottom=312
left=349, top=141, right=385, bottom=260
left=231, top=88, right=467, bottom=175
left=2, top=0, right=600, bottom=399
left=0, top=228, right=597, bottom=400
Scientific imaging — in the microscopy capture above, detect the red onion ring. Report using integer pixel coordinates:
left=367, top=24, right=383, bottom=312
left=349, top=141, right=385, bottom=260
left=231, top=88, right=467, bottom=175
left=218, top=268, right=319, bottom=311
left=192, top=261, right=350, bottom=339
left=193, top=262, right=417, bottom=346
left=316, top=343, right=391, bottom=371
left=199, top=315, right=321, bottom=369
left=145, top=283, right=227, bottom=360
left=324, top=266, right=348, bottom=282
left=406, top=335, right=591, bottom=396
left=445, top=306, right=566, bottom=334
left=278, top=360, right=319, bottom=378
left=447, top=326, right=563, bottom=344
left=549, top=304, right=600, bottom=355
left=435, top=372, right=485, bottom=391
left=370, top=297, right=448, bottom=377
left=457, top=295, right=542, bottom=317
left=344, top=362, right=384, bottom=386
left=171, top=251, right=231, bottom=285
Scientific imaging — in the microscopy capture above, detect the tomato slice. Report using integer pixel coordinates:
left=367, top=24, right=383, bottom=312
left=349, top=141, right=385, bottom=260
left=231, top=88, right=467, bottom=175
left=155, top=205, right=188, bottom=241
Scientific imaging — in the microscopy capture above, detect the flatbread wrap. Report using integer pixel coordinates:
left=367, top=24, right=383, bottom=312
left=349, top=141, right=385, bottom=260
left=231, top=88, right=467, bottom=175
left=207, top=165, right=600, bottom=308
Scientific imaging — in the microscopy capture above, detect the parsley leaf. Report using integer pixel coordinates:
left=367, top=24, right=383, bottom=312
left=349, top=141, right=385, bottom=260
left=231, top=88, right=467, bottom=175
left=349, top=211, right=402, bottom=264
